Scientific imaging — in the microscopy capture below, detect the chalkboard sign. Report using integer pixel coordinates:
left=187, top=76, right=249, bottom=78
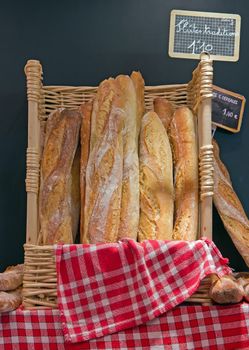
left=212, top=85, right=246, bottom=133
left=169, top=10, right=241, bottom=61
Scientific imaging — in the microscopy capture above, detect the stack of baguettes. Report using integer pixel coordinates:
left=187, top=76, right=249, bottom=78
left=38, top=72, right=199, bottom=245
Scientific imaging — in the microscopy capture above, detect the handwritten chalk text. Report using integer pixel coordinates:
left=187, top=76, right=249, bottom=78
left=175, top=19, right=236, bottom=37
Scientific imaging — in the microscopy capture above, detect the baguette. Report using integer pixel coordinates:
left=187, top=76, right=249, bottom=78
left=169, top=107, right=198, bottom=240
left=130, top=71, right=145, bottom=134
left=84, top=104, right=124, bottom=243
left=138, top=111, right=173, bottom=241
left=115, top=75, right=140, bottom=240
left=39, top=109, right=81, bottom=244
left=79, top=102, right=92, bottom=243
left=90, top=78, right=116, bottom=151
left=213, top=139, right=249, bottom=267
left=153, top=98, right=175, bottom=130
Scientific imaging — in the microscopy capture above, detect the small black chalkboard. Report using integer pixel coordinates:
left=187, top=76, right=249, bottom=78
left=169, top=10, right=241, bottom=61
left=212, top=85, right=246, bottom=133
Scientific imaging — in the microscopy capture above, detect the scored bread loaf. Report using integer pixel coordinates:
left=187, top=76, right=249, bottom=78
left=39, top=109, right=81, bottom=244
left=169, top=107, right=198, bottom=241
left=213, top=139, right=249, bottom=267
left=130, top=71, right=145, bottom=135
left=115, top=74, right=141, bottom=240
left=79, top=102, right=92, bottom=243
left=90, top=78, right=116, bottom=151
left=153, top=98, right=175, bottom=130
left=84, top=101, right=124, bottom=243
left=138, top=111, right=174, bottom=241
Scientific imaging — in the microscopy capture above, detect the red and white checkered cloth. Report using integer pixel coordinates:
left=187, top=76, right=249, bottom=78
left=0, top=308, right=64, bottom=350
left=55, top=238, right=231, bottom=343
left=1, top=304, right=249, bottom=349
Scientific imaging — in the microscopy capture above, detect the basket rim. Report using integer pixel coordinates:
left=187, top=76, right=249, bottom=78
left=42, top=83, right=188, bottom=90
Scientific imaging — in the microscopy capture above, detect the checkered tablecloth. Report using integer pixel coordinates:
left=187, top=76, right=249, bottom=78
left=1, top=304, right=249, bottom=350
left=55, top=238, right=231, bottom=343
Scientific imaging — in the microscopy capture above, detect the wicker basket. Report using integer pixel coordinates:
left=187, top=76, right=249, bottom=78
left=23, top=55, right=214, bottom=309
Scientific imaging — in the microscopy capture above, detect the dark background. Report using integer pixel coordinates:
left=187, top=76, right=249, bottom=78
left=0, top=0, right=248, bottom=272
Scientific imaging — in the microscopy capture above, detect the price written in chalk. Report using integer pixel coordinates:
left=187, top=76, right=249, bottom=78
left=169, top=10, right=241, bottom=61
left=222, top=108, right=238, bottom=120
left=212, top=85, right=246, bottom=133
left=187, top=40, right=213, bottom=55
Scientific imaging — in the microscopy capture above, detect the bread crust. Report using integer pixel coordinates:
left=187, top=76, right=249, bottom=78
left=153, top=98, right=175, bottom=131
left=39, top=109, right=81, bottom=244
left=0, top=288, right=22, bottom=312
left=115, top=75, right=140, bottom=240
left=90, top=78, right=116, bottom=151
left=169, top=107, right=198, bottom=240
left=138, top=111, right=173, bottom=241
left=131, top=71, right=145, bottom=134
left=84, top=104, right=124, bottom=243
left=0, top=270, right=23, bottom=291
left=79, top=102, right=92, bottom=243
left=209, top=275, right=244, bottom=304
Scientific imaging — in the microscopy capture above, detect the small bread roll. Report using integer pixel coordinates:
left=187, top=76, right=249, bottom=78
left=0, top=271, right=23, bottom=291
left=0, top=288, right=22, bottom=312
left=209, top=275, right=244, bottom=304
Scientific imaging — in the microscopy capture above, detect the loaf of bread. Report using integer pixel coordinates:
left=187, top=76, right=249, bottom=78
left=209, top=275, right=244, bottom=304
left=130, top=71, right=145, bottom=134
left=4, top=264, right=23, bottom=273
left=235, top=273, right=249, bottom=302
left=90, top=78, right=116, bottom=151
left=39, top=109, right=81, bottom=244
left=169, top=107, right=198, bottom=241
left=115, top=75, right=140, bottom=240
left=0, top=270, right=23, bottom=291
left=84, top=101, right=124, bottom=243
left=213, top=139, right=249, bottom=267
left=243, top=283, right=249, bottom=302
left=0, top=288, right=22, bottom=312
left=138, top=111, right=173, bottom=241
left=79, top=102, right=92, bottom=243
left=153, top=98, right=175, bottom=130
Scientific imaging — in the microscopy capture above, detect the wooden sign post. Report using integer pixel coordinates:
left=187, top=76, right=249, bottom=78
left=169, top=10, right=241, bottom=61
left=198, top=54, right=213, bottom=240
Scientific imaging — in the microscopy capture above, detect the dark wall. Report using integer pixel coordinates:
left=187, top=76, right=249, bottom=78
left=0, top=0, right=248, bottom=271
